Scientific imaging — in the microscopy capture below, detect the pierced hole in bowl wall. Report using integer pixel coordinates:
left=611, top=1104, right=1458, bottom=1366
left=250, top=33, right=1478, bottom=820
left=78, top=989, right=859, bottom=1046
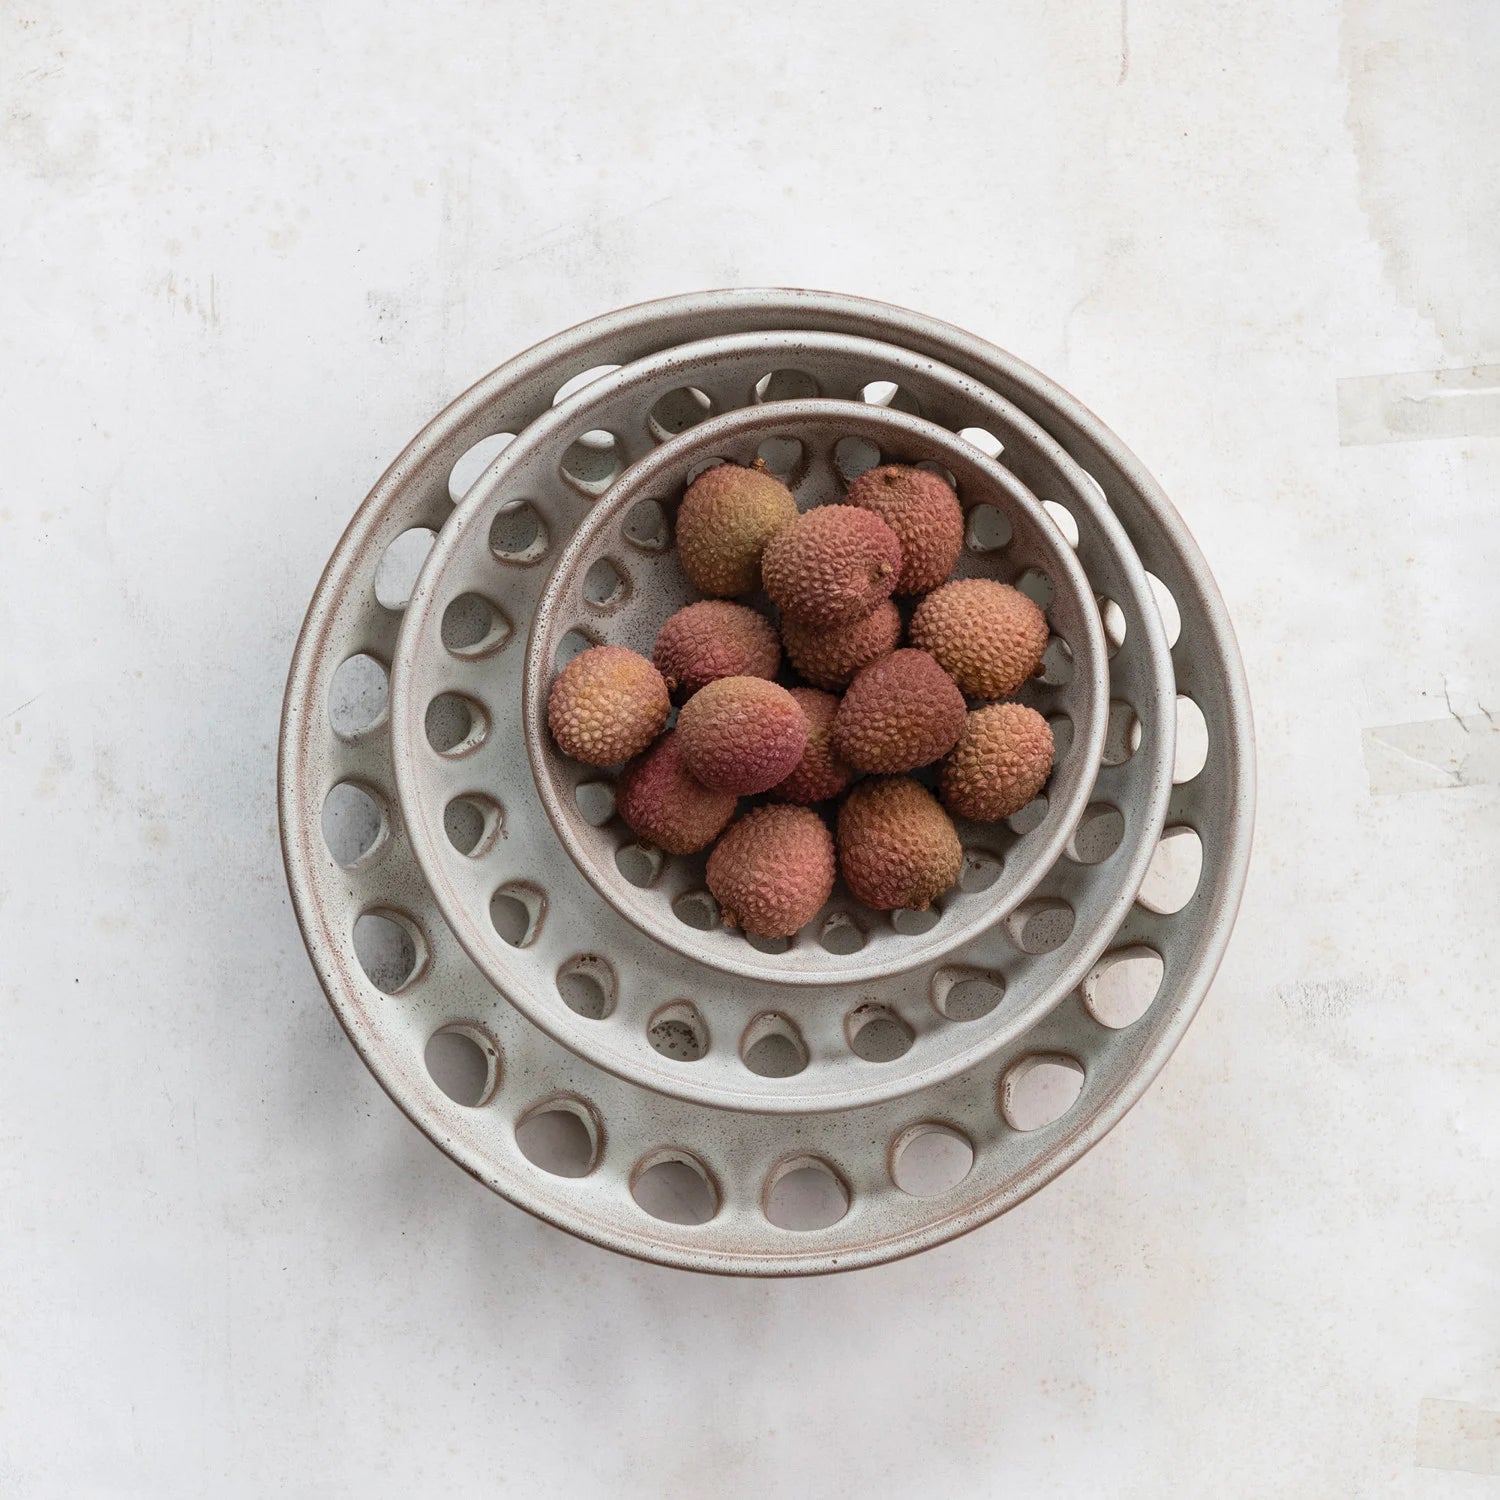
left=966, top=504, right=1012, bottom=553
left=1006, top=897, right=1075, bottom=955
left=328, top=653, right=389, bottom=737
left=672, top=889, right=719, bottom=931
left=756, top=436, right=804, bottom=478
left=1042, top=501, right=1080, bottom=548
left=489, top=501, right=549, bottom=565
left=352, top=910, right=425, bottom=994
left=425, top=693, right=488, bottom=756
left=1067, top=803, right=1125, bottom=866
left=834, top=435, right=882, bottom=484
left=1015, top=568, right=1054, bottom=608
left=684, top=455, right=729, bottom=486
left=444, top=794, right=503, bottom=857
left=1099, top=596, right=1127, bottom=656
left=1175, top=696, right=1209, bottom=782
left=819, top=911, right=866, bottom=955
left=754, top=369, right=819, bottom=403
left=745, top=932, right=792, bottom=955
left=616, top=842, right=663, bottom=887
left=632, top=1150, right=718, bottom=1225
left=560, top=431, right=622, bottom=494
left=551, top=364, right=622, bottom=406
left=623, top=498, right=671, bottom=553
left=861, top=380, right=921, bottom=416
left=1007, top=795, right=1049, bottom=836
left=424, top=1024, right=500, bottom=1107
left=555, top=628, right=599, bottom=670
left=373, top=528, right=436, bottom=610
left=892, top=905, right=942, bottom=936
left=891, top=1124, right=974, bottom=1198
left=959, top=846, right=1003, bottom=892
left=957, top=426, right=1003, bottom=458
left=915, top=459, right=958, bottom=491
left=490, top=882, right=545, bottom=947
left=764, top=1158, right=849, bottom=1231
left=1146, top=571, right=1182, bottom=648
left=1047, top=713, right=1073, bottom=765
left=933, top=969, right=1005, bottom=1022
left=846, top=1003, right=914, bottom=1062
left=1001, top=1055, right=1085, bottom=1131
left=441, top=592, right=512, bottom=658
left=1039, top=637, right=1073, bottom=685
left=448, top=432, right=517, bottom=504
left=1137, top=826, right=1203, bottom=915
left=740, top=1014, right=808, bottom=1079
left=582, top=557, right=629, bottom=612
left=1083, top=946, right=1165, bottom=1029
left=1102, top=700, right=1139, bottom=766
left=556, top=955, right=616, bottom=1020
left=648, top=386, right=714, bottom=442
left=574, top=780, right=615, bottom=827
left=648, top=1001, right=708, bottom=1062
left=322, top=782, right=385, bottom=866
left=516, top=1097, right=602, bottom=1177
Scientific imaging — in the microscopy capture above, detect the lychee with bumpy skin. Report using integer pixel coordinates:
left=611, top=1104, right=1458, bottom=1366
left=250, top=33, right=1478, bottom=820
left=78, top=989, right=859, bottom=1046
left=674, top=461, right=798, bottom=596
left=676, top=676, right=808, bottom=794
left=547, top=645, right=670, bottom=766
left=833, top=649, right=966, bottom=773
left=940, top=704, right=1054, bottom=822
left=761, top=505, right=902, bottom=627
left=707, top=804, right=835, bottom=938
left=909, top=579, right=1048, bottom=698
left=836, top=777, right=962, bottom=911
left=845, top=464, right=964, bottom=594
left=780, top=598, right=902, bottom=690
left=652, top=600, right=781, bottom=697
left=615, top=732, right=738, bottom=854
left=770, top=688, right=855, bottom=805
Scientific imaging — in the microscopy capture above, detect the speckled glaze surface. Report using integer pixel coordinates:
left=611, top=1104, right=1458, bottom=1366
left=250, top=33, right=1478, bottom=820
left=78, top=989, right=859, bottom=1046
left=278, top=289, right=1253, bottom=1275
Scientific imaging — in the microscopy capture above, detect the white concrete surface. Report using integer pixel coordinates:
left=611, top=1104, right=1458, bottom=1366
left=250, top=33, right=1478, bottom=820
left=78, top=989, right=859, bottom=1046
left=3, top=2, right=1497, bottom=1494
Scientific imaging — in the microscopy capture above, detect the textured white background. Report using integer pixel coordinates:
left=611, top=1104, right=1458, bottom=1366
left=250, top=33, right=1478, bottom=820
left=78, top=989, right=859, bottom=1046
left=3, top=2, right=1498, bottom=1495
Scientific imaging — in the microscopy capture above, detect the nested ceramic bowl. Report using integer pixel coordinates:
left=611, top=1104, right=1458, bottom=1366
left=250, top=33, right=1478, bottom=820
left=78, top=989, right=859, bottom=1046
left=284, top=290, right=1249, bottom=1271
left=385, top=327, right=1173, bottom=1117
left=525, top=397, right=1107, bottom=983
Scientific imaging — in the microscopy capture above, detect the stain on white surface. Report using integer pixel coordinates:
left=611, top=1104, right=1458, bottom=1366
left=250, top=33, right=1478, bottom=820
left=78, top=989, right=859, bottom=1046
left=1342, top=0, right=1500, bottom=358
left=1414, top=1397, right=1500, bottom=1476
left=1337, top=366, right=1500, bottom=445
left=1362, top=714, right=1500, bottom=794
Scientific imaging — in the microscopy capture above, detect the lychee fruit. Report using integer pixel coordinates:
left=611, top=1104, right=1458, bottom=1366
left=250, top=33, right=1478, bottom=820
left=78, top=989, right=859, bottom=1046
left=653, top=600, right=781, bottom=697
left=939, top=704, right=1054, bottom=822
left=674, top=461, right=798, bottom=596
left=832, top=649, right=966, bottom=773
left=770, top=688, right=855, bottom=805
left=676, top=676, right=808, bottom=794
left=761, top=505, right=902, bottom=627
left=909, top=579, right=1048, bottom=698
left=845, top=464, right=964, bottom=594
left=780, top=598, right=901, bottom=690
left=707, top=804, right=835, bottom=938
left=547, top=645, right=670, bottom=766
left=615, top=732, right=738, bottom=854
left=836, top=777, right=962, bottom=912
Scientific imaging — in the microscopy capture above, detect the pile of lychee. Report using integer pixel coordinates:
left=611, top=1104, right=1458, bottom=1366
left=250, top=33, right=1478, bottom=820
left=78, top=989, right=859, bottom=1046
left=546, top=458, right=1057, bottom=941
